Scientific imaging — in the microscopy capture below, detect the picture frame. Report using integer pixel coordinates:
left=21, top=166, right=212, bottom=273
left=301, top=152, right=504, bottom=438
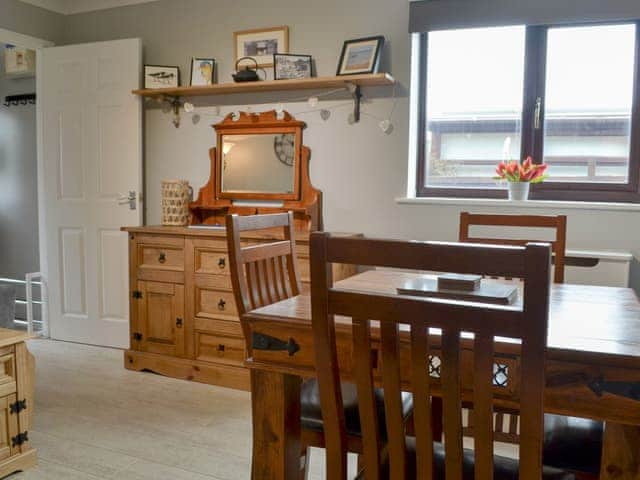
left=234, top=26, right=289, bottom=68
left=273, top=54, right=312, bottom=80
left=336, top=36, right=385, bottom=76
left=144, top=65, right=180, bottom=89
left=190, top=58, right=216, bottom=86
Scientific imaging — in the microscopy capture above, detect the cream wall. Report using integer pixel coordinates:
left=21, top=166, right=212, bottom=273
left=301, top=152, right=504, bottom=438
left=57, top=0, right=640, bottom=291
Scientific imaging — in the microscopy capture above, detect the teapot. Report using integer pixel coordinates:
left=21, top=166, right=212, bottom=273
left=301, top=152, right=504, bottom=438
left=232, top=57, right=263, bottom=83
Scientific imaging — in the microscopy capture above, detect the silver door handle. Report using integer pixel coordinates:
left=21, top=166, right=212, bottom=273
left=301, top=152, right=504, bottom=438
left=534, top=97, right=542, bottom=130
left=117, top=191, right=137, bottom=210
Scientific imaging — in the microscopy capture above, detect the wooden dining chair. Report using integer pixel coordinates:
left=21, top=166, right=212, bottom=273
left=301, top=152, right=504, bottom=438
left=459, top=212, right=567, bottom=283
left=458, top=212, right=602, bottom=479
left=225, top=213, right=413, bottom=479
left=310, top=233, right=575, bottom=480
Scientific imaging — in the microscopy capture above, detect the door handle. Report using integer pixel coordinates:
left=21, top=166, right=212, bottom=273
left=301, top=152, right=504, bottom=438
left=117, top=191, right=137, bottom=210
left=175, top=318, right=183, bottom=328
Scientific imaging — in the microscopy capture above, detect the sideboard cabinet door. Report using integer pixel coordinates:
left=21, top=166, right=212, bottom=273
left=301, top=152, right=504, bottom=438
left=134, top=281, right=185, bottom=357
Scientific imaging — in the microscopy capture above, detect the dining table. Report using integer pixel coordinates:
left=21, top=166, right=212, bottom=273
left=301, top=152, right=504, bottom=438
left=242, top=269, right=640, bottom=480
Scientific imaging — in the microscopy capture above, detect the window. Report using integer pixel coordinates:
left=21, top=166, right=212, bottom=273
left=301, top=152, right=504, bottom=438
left=416, top=22, right=640, bottom=201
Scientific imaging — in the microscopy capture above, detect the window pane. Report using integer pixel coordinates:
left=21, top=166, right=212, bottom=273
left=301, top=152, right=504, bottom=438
left=543, top=24, right=636, bottom=184
left=424, top=26, right=526, bottom=189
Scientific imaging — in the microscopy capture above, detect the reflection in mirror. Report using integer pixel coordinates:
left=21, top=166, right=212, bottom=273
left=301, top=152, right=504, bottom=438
left=221, top=133, right=296, bottom=194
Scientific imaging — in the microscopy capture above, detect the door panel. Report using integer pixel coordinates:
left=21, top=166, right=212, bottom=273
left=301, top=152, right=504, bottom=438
left=39, top=39, right=142, bottom=347
left=0, top=394, right=20, bottom=460
left=137, top=281, right=185, bottom=357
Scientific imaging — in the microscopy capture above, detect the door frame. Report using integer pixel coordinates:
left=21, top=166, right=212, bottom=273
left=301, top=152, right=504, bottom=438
left=0, top=28, right=53, bottom=336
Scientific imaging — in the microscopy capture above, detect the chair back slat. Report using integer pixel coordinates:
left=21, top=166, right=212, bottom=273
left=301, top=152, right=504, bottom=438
left=459, top=212, right=567, bottom=283
left=409, top=319, right=434, bottom=479
left=380, top=321, right=408, bottom=480
left=352, top=317, right=383, bottom=479
left=226, top=212, right=302, bottom=348
left=310, top=232, right=551, bottom=480
left=441, top=329, right=464, bottom=480
left=472, top=332, right=495, bottom=479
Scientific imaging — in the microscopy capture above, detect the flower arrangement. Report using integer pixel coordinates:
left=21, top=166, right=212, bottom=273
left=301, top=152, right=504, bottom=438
left=495, top=156, right=548, bottom=183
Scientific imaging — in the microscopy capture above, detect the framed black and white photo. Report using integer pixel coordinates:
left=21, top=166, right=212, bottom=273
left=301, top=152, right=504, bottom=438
left=336, top=36, right=385, bottom=76
left=234, top=26, right=289, bottom=67
left=190, top=58, right=216, bottom=86
left=273, top=54, right=312, bottom=80
left=144, top=65, right=180, bottom=89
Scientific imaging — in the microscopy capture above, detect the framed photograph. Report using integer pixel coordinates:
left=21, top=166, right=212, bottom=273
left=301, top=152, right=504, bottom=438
left=336, top=36, right=385, bottom=76
left=273, top=54, right=312, bottom=80
left=234, top=26, right=289, bottom=67
left=144, top=65, right=180, bottom=89
left=190, top=58, right=216, bottom=86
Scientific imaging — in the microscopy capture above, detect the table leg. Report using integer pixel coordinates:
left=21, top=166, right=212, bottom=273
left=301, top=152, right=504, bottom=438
left=250, top=369, right=302, bottom=480
left=601, top=422, right=640, bottom=479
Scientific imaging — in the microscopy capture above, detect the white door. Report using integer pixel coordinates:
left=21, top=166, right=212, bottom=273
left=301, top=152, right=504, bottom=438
left=37, top=38, right=142, bottom=348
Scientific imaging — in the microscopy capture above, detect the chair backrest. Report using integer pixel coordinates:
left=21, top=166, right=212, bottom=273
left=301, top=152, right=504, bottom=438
left=225, top=213, right=302, bottom=345
left=310, top=234, right=551, bottom=480
left=459, top=212, right=567, bottom=283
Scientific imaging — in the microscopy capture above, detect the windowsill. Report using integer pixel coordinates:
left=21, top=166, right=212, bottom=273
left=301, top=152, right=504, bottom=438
left=396, top=196, right=640, bottom=212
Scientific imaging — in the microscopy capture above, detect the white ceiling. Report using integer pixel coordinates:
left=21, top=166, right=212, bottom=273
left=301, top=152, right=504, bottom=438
left=19, top=0, right=161, bottom=15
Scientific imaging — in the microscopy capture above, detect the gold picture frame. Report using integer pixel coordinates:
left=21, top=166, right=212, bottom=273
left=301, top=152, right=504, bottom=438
left=234, top=26, right=289, bottom=68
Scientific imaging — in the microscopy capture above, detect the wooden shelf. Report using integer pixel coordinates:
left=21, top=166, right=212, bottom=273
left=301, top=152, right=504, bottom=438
left=132, top=73, right=395, bottom=98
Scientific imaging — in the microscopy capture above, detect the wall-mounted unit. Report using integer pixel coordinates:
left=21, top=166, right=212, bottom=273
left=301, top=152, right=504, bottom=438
left=3, top=45, right=36, bottom=78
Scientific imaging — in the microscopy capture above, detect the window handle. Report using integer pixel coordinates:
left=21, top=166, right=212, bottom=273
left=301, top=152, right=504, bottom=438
left=534, top=97, right=542, bottom=130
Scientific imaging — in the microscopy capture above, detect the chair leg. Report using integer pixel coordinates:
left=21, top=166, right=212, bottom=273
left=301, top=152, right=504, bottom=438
left=299, top=445, right=311, bottom=480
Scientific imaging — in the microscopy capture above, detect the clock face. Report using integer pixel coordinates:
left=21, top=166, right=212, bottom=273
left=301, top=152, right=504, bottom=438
left=274, top=134, right=295, bottom=167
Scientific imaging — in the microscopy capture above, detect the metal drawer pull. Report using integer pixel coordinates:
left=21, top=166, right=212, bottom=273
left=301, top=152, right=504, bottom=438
left=218, top=299, right=226, bottom=311
left=252, top=332, right=300, bottom=357
left=218, top=257, right=226, bottom=269
left=217, top=344, right=225, bottom=352
left=175, top=318, right=183, bottom=328
left=158, top=252, right=166, bottom=264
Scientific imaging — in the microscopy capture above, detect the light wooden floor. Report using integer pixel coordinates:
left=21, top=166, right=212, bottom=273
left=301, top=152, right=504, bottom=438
left=9, top=339, right=346, bottom=480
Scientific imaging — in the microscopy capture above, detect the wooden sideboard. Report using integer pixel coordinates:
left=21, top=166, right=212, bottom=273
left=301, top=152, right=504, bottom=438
left=122, top=225, right=355, bottom=390
left=0, top=329, right=36, bottom=478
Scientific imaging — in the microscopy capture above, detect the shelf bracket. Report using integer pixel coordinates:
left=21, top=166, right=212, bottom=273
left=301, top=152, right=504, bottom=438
left=166, top=95, right=182, bottom=128
left=346, top=83, right=363, bottom=123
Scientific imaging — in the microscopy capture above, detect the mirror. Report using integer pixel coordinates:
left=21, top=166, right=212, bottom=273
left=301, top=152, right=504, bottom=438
left=221, top=133, right=296, bottom=194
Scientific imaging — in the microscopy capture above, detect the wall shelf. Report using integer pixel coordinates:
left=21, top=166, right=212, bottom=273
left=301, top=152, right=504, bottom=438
left=132, top=73, right=395, bottom=125
left=132, top=73, right=395, bottom=98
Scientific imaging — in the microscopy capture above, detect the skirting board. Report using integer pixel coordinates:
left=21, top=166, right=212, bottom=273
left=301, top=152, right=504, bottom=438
left=124, top=350, right=251, bottom=391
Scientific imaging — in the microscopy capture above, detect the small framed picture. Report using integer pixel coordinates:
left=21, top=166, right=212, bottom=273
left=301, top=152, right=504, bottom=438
left=273, top=54, right=312, bottom=80
left=336, top=36, right=385, bottom=76
left=144, top=65, right=180, bottom=89
left=234, top=26, right=289, bottom=67
left=190, top=58, right=216, bottom=86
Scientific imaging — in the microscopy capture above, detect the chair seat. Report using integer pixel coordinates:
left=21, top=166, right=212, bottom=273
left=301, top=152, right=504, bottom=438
left=300, top=379, right=413, bottom=438
left=406, top=440, right=575, bottom=480
left=543, top=414, right=603, bottom=475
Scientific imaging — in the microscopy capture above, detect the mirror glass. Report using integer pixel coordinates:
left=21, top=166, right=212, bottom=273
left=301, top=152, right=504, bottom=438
left=221, top=133, right=296, bottom=194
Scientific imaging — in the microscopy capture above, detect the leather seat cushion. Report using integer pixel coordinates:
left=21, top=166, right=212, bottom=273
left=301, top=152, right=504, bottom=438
left=300, top=379, right=413, bottom=438
left=406, top=439, right=576, bottom=480
left=543, top=414, right=603, bottom=475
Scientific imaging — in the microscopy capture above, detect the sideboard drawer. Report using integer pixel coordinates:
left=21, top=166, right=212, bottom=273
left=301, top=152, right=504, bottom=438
left=0, top=350, right=16, bottom=397
left=195, top=250, right=231, bottom=276
left=137, top=235, right=185, bottom=273
left=195, top=331, right=245, bottom=366
left=195, top=317, right=244, bottom=337
left=195, top=288, right=238, bottom=319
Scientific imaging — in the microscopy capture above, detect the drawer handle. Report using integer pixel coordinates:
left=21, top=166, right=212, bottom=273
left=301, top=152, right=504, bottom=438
left=218, top=299, right=226, bottom=311
left=176, top=318, right=183, bottom=328
left=218, top=257, right=226, bottom=269
left=158, top=252, right=166, bottom=264
left=252, top=332, right=300, bottom=357
left=217, top=344, right=225, bottom=352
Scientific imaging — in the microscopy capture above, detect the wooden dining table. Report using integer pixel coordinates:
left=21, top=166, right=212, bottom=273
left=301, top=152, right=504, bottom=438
left=243, top=269, right=640, bottom=480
